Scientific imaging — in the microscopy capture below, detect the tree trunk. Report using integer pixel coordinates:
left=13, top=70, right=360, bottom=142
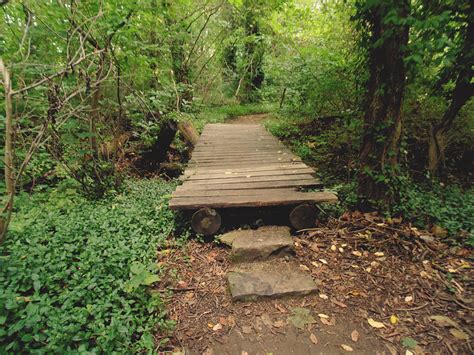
left=0, top=58, right=15, bottom=240
left=427, top=9, right=473, bottom=176
left=357, top=0, right=410, bottom=209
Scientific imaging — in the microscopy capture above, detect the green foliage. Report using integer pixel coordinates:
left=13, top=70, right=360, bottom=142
left=393, top=180, right=474, bottom=242
left=0, top=179, right=179, bottom=353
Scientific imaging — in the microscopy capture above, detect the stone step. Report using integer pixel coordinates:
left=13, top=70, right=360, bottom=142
left=219, top=226, right=294, bottom=262
left=227, top=261, right=318, bottom=301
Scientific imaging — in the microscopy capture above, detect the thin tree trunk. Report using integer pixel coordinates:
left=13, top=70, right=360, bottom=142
left=0, top=58, right=15, bottom=239
left=357, top=0, right=410, bottom=208
left=427, top=12, right=473, bottom=175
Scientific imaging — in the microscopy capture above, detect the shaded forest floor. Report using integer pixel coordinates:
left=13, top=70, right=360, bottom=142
left=155, top=115, right=473, bottom=354
left=158, top=213, right=472, bottom=354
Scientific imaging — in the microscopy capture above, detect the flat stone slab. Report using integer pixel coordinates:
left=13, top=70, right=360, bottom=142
left=230, top=226, right=294, bottom=262
left=227, top=261, right=318, bottom=301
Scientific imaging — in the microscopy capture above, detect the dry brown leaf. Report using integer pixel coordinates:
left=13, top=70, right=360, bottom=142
left=351, top=330, right=359, bottom=342
left=341, top=344, right=354, bottom=352
left=450, top=328, right=469, bottom=340
left=352, top=251, right=362, bottom=257
left=320, top=318, right=331, bottom=325
left=299, top=264, right=310, bottom=272
left=332, top=299, right=347, bottom=308
left=429, top=315, right=459, bottom=328
left=368, top=318, right=385, bottom=328
left=212, top=323, right=222, bottom=331
left=318, top=313, right=329, bottom=319
left=310, top=333, right=318, bottom=344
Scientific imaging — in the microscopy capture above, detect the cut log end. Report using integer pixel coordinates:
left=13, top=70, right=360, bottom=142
left=191, top=208, right=222, bottom=236
left=289, top=204, right=317, bottom=230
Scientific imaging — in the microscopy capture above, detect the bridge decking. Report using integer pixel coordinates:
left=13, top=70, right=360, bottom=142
left=169, top=124, right=337, bottom=210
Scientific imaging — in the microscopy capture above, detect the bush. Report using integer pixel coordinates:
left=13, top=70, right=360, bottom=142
left=394, top=181, right=474, bottom=245
left=0, top=179, right=179, bottom=353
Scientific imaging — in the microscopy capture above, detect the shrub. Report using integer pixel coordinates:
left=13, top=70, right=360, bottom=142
left=0, top=179, right=178, bottom=353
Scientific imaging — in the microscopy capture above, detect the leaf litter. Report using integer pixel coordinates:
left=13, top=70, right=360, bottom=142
left=157, top=210, right=473, bottom=354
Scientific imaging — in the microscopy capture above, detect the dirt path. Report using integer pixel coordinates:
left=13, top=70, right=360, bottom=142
left=227, top=113, right=270, bottom=125
left=157, top=212, right=472, bottom=355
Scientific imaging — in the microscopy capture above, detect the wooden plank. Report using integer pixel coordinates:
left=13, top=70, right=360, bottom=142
left=175, top=179, right=322, bottom=191
left=185, top=168, right=315, bottom=180
left=169, top=191, right=338, bottom=210
left=179, top=173, right=317, bottom=185
left=172, top=187, right=303, bottom=197
left=180, top=163, right=311, bottom=179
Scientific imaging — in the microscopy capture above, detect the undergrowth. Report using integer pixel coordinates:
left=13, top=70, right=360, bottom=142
left=266, top=112, right=473, bottom=245
left=0, top=179, right=181, bottom=353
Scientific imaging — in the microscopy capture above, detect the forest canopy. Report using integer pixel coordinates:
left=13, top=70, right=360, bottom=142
left=0, top=0, right=473, bottom=353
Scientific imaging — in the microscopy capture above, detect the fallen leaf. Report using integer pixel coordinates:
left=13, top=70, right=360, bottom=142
left=406, top=351, right=414, bottom=355
left=352, top=251, right=362, bottom=257
left=331, top=245, right=337, bottom=252
left=374, top=252, right=384, bottom=257
left=368, top=318, right=385, bottom=329
left=450, top=328, right=469, bottom=340
left=320, top=317, right=333, bottom=326
left=288, top=308, right=316, bottom=329
left=212, top=323, right=222, bottom=331
left=207, top=323, right=213, bottom=329
left=311, top=261, right=319, bottom=268
left=390, top=315, right=398, bottom=325
left=319, top=294, right=329, bottom=300
left=299, top=264, right=310, bottom=272
left=401, top=337, right=418, bottom=349
left=351, top=330, right=359, bottom=342
left=318, top=313, right=329, bottom=319
left=273, top=320, right=285, bottom=328
left=404, top=296, right=413, bottom=302
left=429, top=315, right=459, bottom=328
left=310, top=333, right=318, bottom=344
left=319, top=259, right=328, bottom=265
left=332, top=299, right=347, bottom=308
left=241, top=326, right=252, bottom=334
left=341, top=344, right=354, bottom=352
left=338, top=247, right=344, bottom=253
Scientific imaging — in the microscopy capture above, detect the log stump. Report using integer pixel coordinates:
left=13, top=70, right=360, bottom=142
left=289, top=204, right=317, bottom=230
left=191, top=208, right=221, bottom=236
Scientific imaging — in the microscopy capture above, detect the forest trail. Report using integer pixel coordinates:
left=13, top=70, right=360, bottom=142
left=159, top=115, right=472, bottom=354
left=227, top=113, right=270, bottom=124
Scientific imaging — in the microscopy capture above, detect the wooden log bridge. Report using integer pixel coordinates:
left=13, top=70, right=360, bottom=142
left=169, top=123, right=337, bottom=235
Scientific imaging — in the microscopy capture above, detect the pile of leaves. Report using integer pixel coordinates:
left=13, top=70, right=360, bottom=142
left=0, top=179, right=178, bottom=353
left=296, top=211, right=473, bottom=353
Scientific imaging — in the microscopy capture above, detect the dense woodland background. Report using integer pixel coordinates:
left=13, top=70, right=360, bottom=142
left=0, top=0, right=472, bottom=352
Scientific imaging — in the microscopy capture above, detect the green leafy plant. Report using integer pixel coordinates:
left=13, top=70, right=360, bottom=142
left=0, top=179, right=179, bottom=353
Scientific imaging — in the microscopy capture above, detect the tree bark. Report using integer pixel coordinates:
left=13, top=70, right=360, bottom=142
left=427, top=7, right=473, bottom=175
left=0, top=58, right=14, bottom=239
left=357, top=0, right=410, bottom=208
